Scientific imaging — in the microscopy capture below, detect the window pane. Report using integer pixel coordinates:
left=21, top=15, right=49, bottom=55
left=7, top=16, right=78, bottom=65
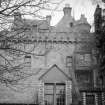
left=76, top=53, right=91, bottom=67
left=25, top=55, right=31, bottom=62
left=66, top=56, right=72, bottom=63
left=85, top=54, right=91, bottom=62
left=76, top=54, right=84, bottom=66
left=45, top=85, right=53, bottom=94
left=79, top=54, right=84, bottom=60
left=56, top=85, right=65, bottom=94
left=66, top=56, right=72, bottom=67
left=45, top=95, right=53, bottom=105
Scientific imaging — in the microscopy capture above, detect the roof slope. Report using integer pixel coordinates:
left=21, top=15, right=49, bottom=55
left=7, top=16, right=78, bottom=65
left=39, top=64, right=72, bottom=82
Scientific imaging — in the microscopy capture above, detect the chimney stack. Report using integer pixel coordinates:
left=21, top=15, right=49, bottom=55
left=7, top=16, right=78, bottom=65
left=63, top=4, right=72, bottom=16
left=14, top=11, right=22, bottom=21
left=46, top=15, right=51, bottom=25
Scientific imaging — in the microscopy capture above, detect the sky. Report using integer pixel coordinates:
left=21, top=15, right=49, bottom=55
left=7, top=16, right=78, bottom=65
left=41, top=0, right=105, bottom=26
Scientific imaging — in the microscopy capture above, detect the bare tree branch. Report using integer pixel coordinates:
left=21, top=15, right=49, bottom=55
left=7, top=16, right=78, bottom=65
left=0, top=0, right=63, bottom=90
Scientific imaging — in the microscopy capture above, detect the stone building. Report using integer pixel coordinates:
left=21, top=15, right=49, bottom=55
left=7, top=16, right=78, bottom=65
left=0, top=4, right=98, bottom=105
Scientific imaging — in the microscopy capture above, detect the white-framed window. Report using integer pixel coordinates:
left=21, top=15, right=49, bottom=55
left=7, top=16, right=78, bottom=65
left=44, top=83, right=66, bottom=105
left=66, top=56, right=72, bottom=67
left=38, top=81, right=72, bottom=105
left=76, top=53, right=91, bottom=67
left=24, top=55, right=31, bottom=68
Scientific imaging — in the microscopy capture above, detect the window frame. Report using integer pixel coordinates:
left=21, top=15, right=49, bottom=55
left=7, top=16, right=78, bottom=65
left=76, top=53, right=92, bottom=68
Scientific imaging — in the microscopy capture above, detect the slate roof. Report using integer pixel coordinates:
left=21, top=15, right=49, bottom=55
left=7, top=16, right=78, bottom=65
left=11, top=17, right=51, bottom=31
left=55, top=13, right=75, bottom=32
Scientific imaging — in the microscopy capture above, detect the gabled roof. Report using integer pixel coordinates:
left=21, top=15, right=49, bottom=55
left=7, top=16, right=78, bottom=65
left=55, top=14, right=75, bottom=32
left=39, top=64, right=72, bottom=80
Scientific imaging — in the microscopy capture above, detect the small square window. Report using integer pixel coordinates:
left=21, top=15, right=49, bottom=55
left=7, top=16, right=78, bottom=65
left=24, top=55, right=31, bottom=67
left=66, top=56, right=72, bottom=67
left=76, top=53, right=91, bottom=67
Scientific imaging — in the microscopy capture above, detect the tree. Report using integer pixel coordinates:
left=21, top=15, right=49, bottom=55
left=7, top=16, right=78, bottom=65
left=0, top=0, right=63, bottom=89
left=102, top=0, right=105, bottom=3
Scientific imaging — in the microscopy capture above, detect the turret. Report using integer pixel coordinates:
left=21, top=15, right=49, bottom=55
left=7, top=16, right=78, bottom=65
left=74, top=14, right=91, bottom=33
left=94, top=5, right=102, bottom=34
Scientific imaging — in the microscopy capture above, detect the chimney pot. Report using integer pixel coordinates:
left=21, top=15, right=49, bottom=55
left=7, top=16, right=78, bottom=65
left=65, top=3, right=70, bottom=7
left=63, top=4, right=72, bottom=16
left=46, top=15, right=51, bottom=25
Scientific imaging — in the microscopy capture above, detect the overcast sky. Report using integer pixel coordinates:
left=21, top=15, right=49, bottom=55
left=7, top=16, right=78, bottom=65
left=46, top=0, right=104, bottom=26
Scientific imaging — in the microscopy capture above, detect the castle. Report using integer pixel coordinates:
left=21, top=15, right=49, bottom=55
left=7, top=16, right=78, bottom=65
left=0, top=4, right=98, bottom=105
